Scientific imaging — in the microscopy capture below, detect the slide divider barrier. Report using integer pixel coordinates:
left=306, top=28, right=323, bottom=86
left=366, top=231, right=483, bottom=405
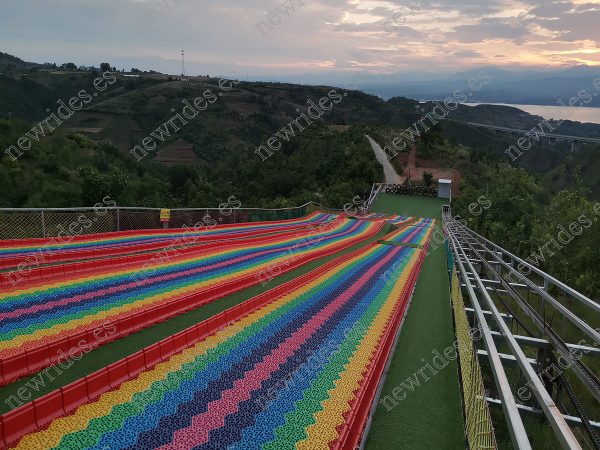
left=334, top=239, right=430, bottom=449
left=0, top=224, right=332, bottom=288
left=0, top=216, right=330, bottom=271
left=0, top=239, right=198, bottom=272
left=0, top=212, right=325, bottom=248
left=0, top=240, right=371, bottom=449
left=0, top=221, right=380, bottom=386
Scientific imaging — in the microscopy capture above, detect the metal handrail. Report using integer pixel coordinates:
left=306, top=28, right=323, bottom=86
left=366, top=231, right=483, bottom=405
left=444, top=206, right=591, bottom=449
left=364, top=183, right=384, bottom=213
left=451, top=216, right=599, bottom=314
left=446, top=215, right=533, bottom=450
left=0, top=204, right=305, bottom=213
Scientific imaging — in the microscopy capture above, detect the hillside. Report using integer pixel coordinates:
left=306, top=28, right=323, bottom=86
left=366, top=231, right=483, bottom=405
left=544, top=145, right=600, bottom=199
left=0, top=52, right=28, bottom=68
left=2, top=68, right=599, bottom=156
left=2, top=65, right=600, bottom=211
left=3, top=66, right=599, bottom=299
left=0, top=117, right=381, bottom=208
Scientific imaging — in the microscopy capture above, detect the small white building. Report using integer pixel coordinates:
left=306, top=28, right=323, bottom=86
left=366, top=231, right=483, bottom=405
left=438, top=179, right=452, bottom=200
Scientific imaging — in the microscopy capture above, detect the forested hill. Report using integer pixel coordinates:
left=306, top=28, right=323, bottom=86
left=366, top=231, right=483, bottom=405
left=1, top=65, right=600, bottom=209
left=0, top=52, right=28, bottom=67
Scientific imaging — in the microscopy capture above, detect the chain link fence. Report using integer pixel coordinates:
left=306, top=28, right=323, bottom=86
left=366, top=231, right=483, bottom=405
left=450, top=265, right=497, bottom=450
left=0, top=203, right=344, bottom=240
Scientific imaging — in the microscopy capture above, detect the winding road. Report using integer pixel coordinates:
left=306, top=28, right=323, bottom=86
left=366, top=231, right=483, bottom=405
left=365, top=135, right=402, bottom=184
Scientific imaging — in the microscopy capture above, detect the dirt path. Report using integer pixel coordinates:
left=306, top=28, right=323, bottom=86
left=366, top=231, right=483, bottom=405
left=365, top=135, right=402, bottom=184
left=401, top=143, right=462, bottom=194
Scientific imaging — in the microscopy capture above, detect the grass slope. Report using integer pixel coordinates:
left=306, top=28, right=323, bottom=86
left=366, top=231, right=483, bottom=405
left=365, top=194, right=465, bottom=450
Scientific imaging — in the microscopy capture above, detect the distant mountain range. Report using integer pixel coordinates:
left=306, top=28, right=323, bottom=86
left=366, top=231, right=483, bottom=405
left=4, top=50, right=599, bottom=107
left=241, top=65, right=600, bottom=107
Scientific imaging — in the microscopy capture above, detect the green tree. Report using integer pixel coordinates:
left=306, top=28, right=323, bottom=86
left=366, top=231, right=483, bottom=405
left=418, top=123, right=442, bottom=158
left=423, top=172, right=433, bottom=187
left=455, top=164, right=542, bottom=254
left=78, top=166, right=128, bottom=205
left=531, top=188, right=600, bottom=297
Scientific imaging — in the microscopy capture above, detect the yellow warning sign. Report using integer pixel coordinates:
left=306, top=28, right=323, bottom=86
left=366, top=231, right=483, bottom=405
left=160, top=209, right=171, bottom=222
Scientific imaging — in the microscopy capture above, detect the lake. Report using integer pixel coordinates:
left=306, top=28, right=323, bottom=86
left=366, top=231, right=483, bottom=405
left=464, top=102, right=600, bottom=125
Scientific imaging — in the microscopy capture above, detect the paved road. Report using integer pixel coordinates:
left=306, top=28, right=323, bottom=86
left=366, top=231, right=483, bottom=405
left=365, top=135, right=402, bottom=184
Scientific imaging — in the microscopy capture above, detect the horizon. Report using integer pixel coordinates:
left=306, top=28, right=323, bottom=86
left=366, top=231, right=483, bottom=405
left=1, top=0, right=599, bottom=79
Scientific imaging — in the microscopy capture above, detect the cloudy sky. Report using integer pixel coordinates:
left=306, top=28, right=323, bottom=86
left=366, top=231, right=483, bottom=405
left=1, top=0, right=599, bottom=77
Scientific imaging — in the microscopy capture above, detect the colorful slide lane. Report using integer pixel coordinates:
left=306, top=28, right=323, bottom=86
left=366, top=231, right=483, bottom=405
left=5, top=221, right=433, bottom=450
left=357, top=213, right=414, bottom=226
left=1, top=222, right=345, bottom=289
left=0, top=218, right=382, bottom=385
left=0, top=213, right=337, bottom=270
left=0, top=226, right=348, bottom=292
left=385, top=218, right=436, bottom=247
left=385, top=215, right=413, bottom=226
left=357, top=213, right=387, bottom=219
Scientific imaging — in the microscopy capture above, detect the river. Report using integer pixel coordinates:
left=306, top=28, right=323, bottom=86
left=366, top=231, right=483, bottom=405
left=464, top=102, right=600, bottom=125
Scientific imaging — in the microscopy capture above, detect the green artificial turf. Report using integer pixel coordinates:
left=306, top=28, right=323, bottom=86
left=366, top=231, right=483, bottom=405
left=365, top=194, right=466, bottom=450
left=378, top=240, right=422, bottom=249
left=0, top=223, right=394, bottom=414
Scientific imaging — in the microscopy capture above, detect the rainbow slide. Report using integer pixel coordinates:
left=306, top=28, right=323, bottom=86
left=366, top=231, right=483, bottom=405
left=385, top=218, right=436, bottom=247
left=0, top=213, right=337, bottom=269
left=4, top=219, right=433, bottom=450
left=0, top=218, right=381, bottom=385
left=385, top=215, right=414, bottom=226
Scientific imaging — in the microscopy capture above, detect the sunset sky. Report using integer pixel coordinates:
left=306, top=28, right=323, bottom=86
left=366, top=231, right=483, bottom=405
left=1, top=0, right=599, bottom=76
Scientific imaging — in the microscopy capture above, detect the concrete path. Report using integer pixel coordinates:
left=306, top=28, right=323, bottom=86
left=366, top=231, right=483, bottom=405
left=365, top=135, right=402, bottom=184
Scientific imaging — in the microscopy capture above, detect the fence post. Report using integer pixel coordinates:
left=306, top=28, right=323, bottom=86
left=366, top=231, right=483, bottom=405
left=40, top=211, right=47, bottom=238
left=116, top=208, right=120, bottom=232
